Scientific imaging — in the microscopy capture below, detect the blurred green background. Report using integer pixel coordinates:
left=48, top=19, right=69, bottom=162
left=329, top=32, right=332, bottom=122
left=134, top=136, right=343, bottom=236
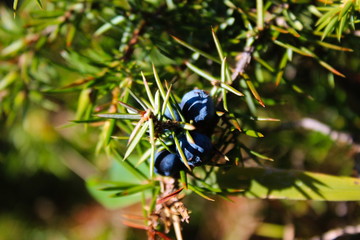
left=1, top=0, right=360, bottom=239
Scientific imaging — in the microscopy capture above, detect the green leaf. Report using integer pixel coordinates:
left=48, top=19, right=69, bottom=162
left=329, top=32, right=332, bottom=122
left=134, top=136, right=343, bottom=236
left=221, top=88, right=228, bottom=112
left=274, top=40, right=314, bottom=57
left=243, top=129, right=264, bottom=138
left=253, top=55, right=275, bottom=73
left=218, top=167, right=360, bottom=201
left=1, top=39, right=25, bottom=57
left=180, top=170, right=188, bottom=189
left=96, top=113, right=142, bottom=120
left=180, top=123, right=196, bottom=131
left=186, top=61, right=244, bottom=99
left=61, top=51, right=100, bottom=74
left=211, top=28, right=225, bottom=60
left=148, top=118, right=156, bottom=178
left=249, top=150, right=273, bottom=161
left=170, top=93, right=186, bottom=122
left=282, top=9, right=303, bottom=31
left=338, top=0, right=353, bottom=20
left=185, top=61, right=219, bottom=82
left=66, top=24, right=76, bottom=47
left=315, top=6, right=340, bottom=27
left=105, top=119, right=116, bottom=145
left=0, top=71, right=18, bottom=91
left=13, top=0, right=19, bottom=11
left=36, top=0, right=43, bottom=8
left=337, top=14, right=349, bottom=41
left=124, top=121, right=149, bottom=161
left=149, top=187, right=160, bottom=214
left=94, top=15, right=126, bottom=36
left=253, top=117, right=280, bottom=122
left=220, top=82, right=244, bottom=97
left=136, top=148, right=152, bottom=166
left=141, top=71, right=156, bottom=110
left=185, top=130, right=195, bottom=144
left=256, top=0, right=264, bottom=30
left=171, top=35, right=221, bottom=64
left=128, top=118, right=145, bottom=145
left=100, top=182, right=139, bottom=191
left=112, top=183, right=155, bottom=197
left=308, top=5, right=322, bottom=17
left=152, top=64, right=167, bottom=100
left=128, top=88, right=148, bottom=111
left=275, top=51, right=288, bottom=86
left=71, top=119, right=104, bottom=123
left=188, top=184, right=215, bottom=201
left=318, top=60, right=345, bottom=78
left=76, top=88, right=93, bottom=120
left=96, top=119, right=116, bottom=154
left=240, top=80, right=257, bottom=115
left=173, top=133, right=191, bottom=171
left=160, top=85, right=175, bottom=119
left=321, top=16, right=338, bottom=40
left=221, top=58, right=228, bottom=111
left=316, top=41, right=353, bottom=52
left=118, top=101, right=143, bottom=114
left=154, top=90, right=161, bottom=115
left=149, top=46, right=176, bottom=66
left=244, top=74, right=265, bottom=107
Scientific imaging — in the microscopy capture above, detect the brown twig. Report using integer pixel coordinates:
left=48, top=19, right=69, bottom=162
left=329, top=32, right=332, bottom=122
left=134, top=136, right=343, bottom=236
left=121, top=20, right=147, bottom=61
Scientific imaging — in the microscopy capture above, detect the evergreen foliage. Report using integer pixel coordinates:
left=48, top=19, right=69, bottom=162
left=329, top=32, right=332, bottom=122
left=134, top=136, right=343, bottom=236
left=1, top=0, right=360, bottom=239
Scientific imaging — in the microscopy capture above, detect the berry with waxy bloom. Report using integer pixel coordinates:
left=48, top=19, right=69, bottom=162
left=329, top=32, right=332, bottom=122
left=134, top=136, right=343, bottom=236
left=180, top=89, right=215, bottom=124
left=154, top=150, right=184, bottom=176
left=179, top=132, right=212, bottom=167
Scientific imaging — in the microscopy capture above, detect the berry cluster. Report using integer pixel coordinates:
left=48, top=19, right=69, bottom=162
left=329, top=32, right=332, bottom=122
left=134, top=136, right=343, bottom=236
left=154, top=89, right=216, bottom=177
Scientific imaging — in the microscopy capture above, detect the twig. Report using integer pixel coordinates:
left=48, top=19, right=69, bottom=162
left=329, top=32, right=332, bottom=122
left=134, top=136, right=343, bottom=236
left=276, top=117, right=360, bottom=176
left=282, top=117, right=355, bottom=146
left=232, top=46, right=255, bottom=80
left=121, top=20, right=147, bottom=61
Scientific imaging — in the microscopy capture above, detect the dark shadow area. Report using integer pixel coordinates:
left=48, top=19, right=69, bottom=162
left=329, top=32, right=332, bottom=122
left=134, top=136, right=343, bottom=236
left=217, top=167, right=328, bottom=200
left=0, top=165, right=93, bottom=225
left=334, top=233, right=360, bottom=240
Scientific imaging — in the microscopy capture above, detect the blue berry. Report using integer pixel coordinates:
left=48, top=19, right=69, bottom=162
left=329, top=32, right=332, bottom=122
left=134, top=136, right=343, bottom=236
left=179, top=132, right=212, bottom=167
left=154, top=150, right=184, bottom=176
left=180, top=89, right=215, bottom=124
